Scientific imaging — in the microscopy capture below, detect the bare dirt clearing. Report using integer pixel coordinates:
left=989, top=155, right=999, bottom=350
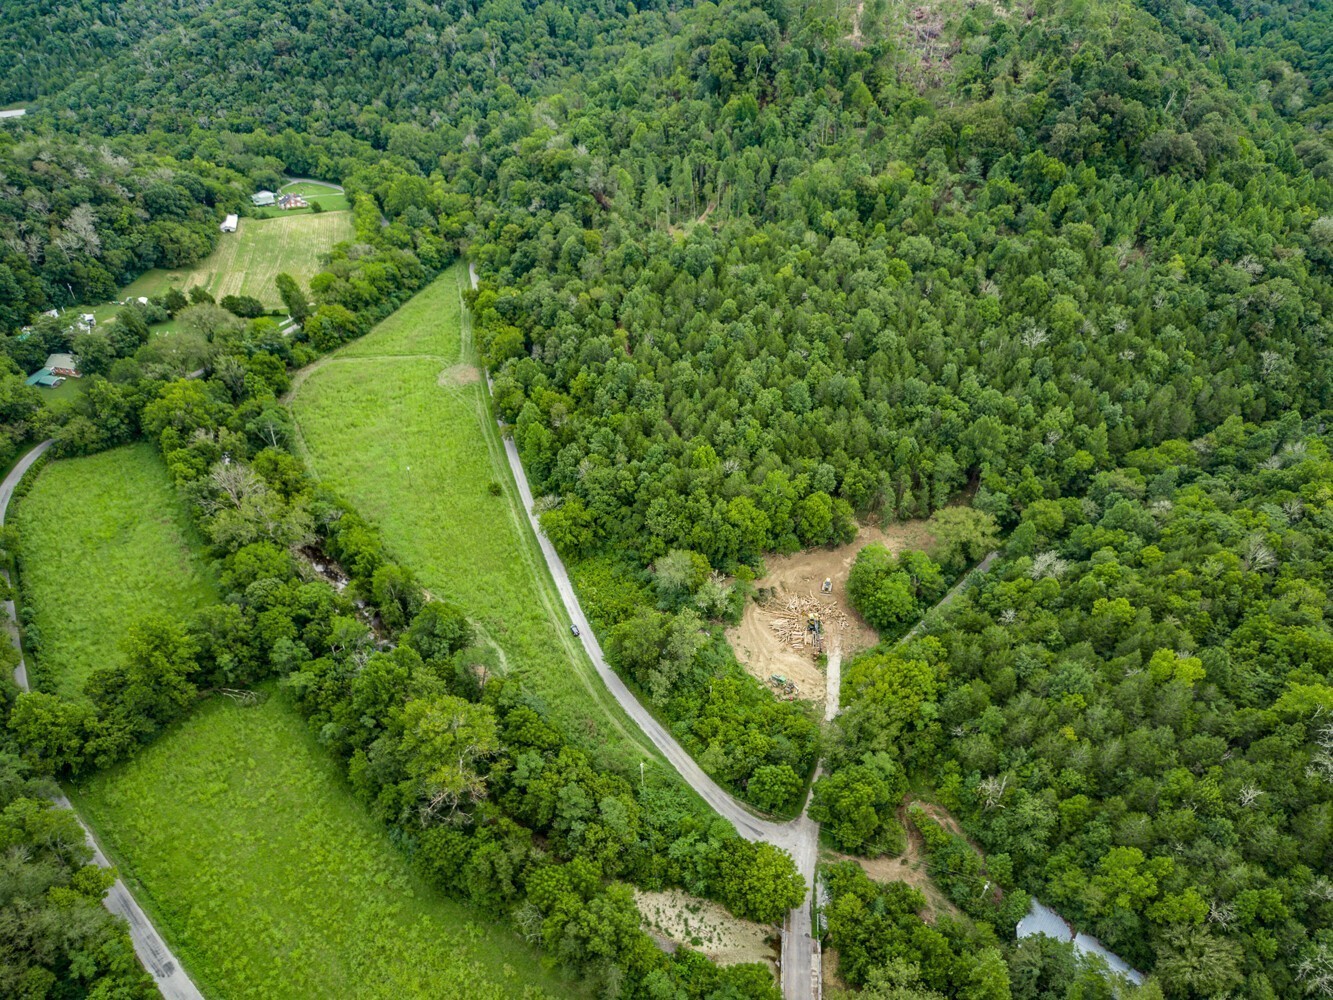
left=822, top=797, right=970, bottom=925
left=728, top=520, right=935, bottom=707
left=437, top=363, right=481, bottom=387
left=635, top=889, right=777, bottom=970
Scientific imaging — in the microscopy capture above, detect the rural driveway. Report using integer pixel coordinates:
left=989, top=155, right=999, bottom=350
left=1, top=439, right=204, bottom=1000
left=280, top=176, right=344, bottom=192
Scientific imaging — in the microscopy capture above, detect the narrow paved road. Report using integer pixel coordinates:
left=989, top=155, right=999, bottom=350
left=472, top=262, right=1003, bottom=999
left=1, top=440, right=204, bottom=1000
left=468, top=262, right=827, bottom=995
left=496, top=423, right=822, bottom=997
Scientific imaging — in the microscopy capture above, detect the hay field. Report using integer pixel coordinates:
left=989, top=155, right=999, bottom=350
left=123, top=210, right=353, bottom=308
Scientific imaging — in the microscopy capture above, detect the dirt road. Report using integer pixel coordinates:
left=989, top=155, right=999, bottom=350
left=1, top=440, right=204, bottom=1000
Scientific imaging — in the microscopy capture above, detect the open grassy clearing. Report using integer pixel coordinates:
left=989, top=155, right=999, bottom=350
left=288, top=265, right=661, bottom=766
left=75, top=693, right=584, bottom=1000
left=12, top=442, right=218, bottom=700
left=271, top=179, right=351, bottom=214
left=33, top=375, right=90, bottom=410
left=122, top=210, right=353, bottom=308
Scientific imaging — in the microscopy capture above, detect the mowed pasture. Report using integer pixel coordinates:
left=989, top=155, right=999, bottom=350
left=288, top=265, right=661, bottom=766
left=75, top=694, right=584, bottom=1000
left=12, top=443, right=218, bottom=700
left=122, top=210, right=354, bottom=308
left=274, top=179, right=351, bottom=213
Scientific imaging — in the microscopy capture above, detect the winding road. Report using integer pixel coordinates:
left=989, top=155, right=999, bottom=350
left=470, top=263, right=824, bottom=998
left=1, top=440, right=204, bottom=1000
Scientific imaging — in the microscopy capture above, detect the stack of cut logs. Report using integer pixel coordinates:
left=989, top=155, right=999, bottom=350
left=762, top=593, right=851, bottom=648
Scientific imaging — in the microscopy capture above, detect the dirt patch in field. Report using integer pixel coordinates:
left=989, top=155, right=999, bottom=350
left=438, top=364, right=481, bottom=387
left=830, top=841, right=964, bottom=925
left=728, top=520, right=935, bottom=708
left=823, top=947, right=849, bottom=994
left=822, top=797, right=970, bottom=924
left=635, top=889, right=778, bottom=971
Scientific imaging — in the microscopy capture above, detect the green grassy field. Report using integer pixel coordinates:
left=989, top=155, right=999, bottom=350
left=270, top=179, right=351, bottom=214
left=75, top=693, right=584, bottom=1000
left=122, top=211, right=353, bottom=308
left=34, top=375, right=89, bottom=410
left=12, top=443, right=218, bottom=700
left=288, top=265, right=660, bottom=766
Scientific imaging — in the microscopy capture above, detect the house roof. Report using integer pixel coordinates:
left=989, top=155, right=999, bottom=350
left=252, top=191, right=276, bottom=205
left=45, top=353, right=78, bottom=371
left=26, top=369, right=62, bottom=387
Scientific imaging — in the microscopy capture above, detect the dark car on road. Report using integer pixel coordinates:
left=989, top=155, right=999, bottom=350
left=570, top=624, right=580, bottom=637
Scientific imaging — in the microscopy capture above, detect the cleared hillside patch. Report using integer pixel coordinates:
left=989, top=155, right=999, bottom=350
left=288, top=265, right=661, bottom=766
left=75, top=693, right=584, bottom=1000
left=12, top=443, right=218, bottom=700
left=122, top=210, right=354, bottom=309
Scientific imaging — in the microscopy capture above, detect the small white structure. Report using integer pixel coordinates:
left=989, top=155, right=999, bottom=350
left=251, top=190, right=276, bottom=207
left=0, top=109, right=26, bottom=120
left=42, top=308, right=59, bottom=319
left=221, top=214, right=239, bottom=233
left=80, top=313, right=96, bottom=326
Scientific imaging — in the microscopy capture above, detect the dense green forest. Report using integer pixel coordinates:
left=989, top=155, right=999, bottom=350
left=1, top=0, right=1332, bottom=994
left=821, top=419, right=1333, bottom=997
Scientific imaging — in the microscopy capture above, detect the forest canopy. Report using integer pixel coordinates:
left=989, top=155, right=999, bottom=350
left=0, top=0, right=1331, bottom=995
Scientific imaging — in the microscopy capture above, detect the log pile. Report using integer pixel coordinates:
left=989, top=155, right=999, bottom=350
left=760, top=593, right=852, bottom=649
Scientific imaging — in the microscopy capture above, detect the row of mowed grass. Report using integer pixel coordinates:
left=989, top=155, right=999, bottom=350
left=12, top=442, right=219, bottom=700
left=288, top=265, right=662, bottom=767
left=75, top=694, right=583, bottom=1000
left=122, top=210, right=354, bottom=309
left=16, top=441, right=581, bottom=998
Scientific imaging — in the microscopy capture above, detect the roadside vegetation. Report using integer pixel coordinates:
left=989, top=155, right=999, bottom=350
left=4, top=245, right=799, bottom=999
left=11, top=442, right=218, bottom=700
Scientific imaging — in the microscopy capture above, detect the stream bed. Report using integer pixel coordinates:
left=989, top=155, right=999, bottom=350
left=1017, top=900, right=1145, bottom=985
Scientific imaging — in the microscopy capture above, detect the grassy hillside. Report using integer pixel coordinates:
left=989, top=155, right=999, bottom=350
left=75, top=692, right=585, bottom=1000
left=288, top=266, right=661, bottom=768
left=13, top=442, right=218, bottom=700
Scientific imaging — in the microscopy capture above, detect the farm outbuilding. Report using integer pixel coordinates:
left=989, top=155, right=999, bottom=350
left=26, top=368, right=64, bottom=388
left=221, top=214, right=238, bottom=233
left=251, top=191, right=276, bottom=207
